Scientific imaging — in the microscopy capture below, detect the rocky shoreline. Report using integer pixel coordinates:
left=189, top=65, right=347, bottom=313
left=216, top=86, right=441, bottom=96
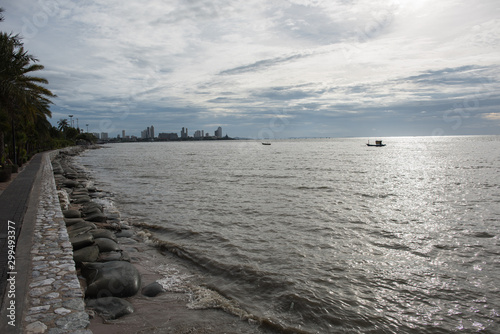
left=41, top=146, right=273, bottom=334
left=52, top=147, right=150, bottom=321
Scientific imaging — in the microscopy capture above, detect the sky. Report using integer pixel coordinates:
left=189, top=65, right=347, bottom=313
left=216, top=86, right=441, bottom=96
left=1, top=0, right=499, bottom=139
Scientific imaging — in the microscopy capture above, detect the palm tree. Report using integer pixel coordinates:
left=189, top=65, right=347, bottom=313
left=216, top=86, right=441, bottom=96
left=0, top=32, right=55, bottom=164
left=57, top=118, right=69, bottom=132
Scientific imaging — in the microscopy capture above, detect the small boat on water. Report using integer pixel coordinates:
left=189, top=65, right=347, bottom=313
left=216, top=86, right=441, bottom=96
left=262, top=142, right=271, bottom=145
left=366, top=140, right=386, bottom=147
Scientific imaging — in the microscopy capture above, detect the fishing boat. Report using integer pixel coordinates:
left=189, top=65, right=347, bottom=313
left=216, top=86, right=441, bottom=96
left=262, top=142, right=271, bottom=145
left=366, top=140, right=386, bottom=147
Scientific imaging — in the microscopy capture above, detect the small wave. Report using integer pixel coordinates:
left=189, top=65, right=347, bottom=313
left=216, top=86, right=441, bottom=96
left=370, top=241, right=411, bottom=251
left=355, top=192, right=396, bottom=199
left=472, top=231, right=495, bottom=238
left=187, top=285, right=250, bottom=318
left=296, top=186, right=332, bottom=190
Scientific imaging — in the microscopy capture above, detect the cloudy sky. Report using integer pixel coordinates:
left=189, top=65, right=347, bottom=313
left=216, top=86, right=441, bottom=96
left=2, top=0, right=499, bottom=138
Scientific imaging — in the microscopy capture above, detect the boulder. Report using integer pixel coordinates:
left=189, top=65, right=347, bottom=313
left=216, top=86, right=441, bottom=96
left=70, top=233, right=94, bottom=250
left=67, top=222, right=97, bottom=238
left=82, top=207, right=103, bottom=217
left=85, top=297, right=134, bottom=320
left=84, top=212, right=106, bottom=223
left=63, top=210, right=81, bottom=219
left=82, top=202, right=103, bottom=212
left=115, top=230, right=134, bottom=238
left=90, top=229, right=117, bottom=241
left=81, top=261, right=141, bottom=298
left=72, top=196, right=91, bottom=204
left=97, top=251, right=130, bottom=262
left=141, top=282, right=165, bottom=297
left=73, top=245, right=99, bottom=265
left=63, top=179, right=79, bottom=188
left=64, top=218, right=86, bottom=227
left=72, top=189, right=89, bottom=196
left=94, top=238, right=121, bottom=252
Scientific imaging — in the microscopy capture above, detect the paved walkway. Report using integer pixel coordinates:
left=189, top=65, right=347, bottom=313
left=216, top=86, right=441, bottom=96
left=0, top=152, right=90, bottom=333
left=0, top=154, right=42, bottom=301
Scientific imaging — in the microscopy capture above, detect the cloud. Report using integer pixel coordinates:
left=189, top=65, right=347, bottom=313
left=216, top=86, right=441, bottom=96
left=1, top=0, right=499, bottom=138
left=219, top=52, right=314, bottom=75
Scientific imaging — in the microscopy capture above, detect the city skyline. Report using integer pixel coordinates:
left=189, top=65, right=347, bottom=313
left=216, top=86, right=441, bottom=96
left=94, top=125, right=226, bottom=140
left=1, top=1, right=499, bottom=139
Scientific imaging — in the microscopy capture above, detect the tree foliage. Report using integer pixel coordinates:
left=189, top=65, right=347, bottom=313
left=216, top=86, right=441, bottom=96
left=0, top=8, right=89, bottom=166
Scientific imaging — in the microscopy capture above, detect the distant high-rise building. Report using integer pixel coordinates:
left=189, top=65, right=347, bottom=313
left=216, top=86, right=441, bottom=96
left=100, top=132, right=108, bottom=140
left=150, top=125, right=155, bottom=139
left=122, top=130, right=125, bottom=138
left=194, top=130, right=202, bottom=138
left=215, top=126, right=222, bottom=138
left=181, top=127, right=188, bottom=139
left=158, top=133, right=179, bottom=140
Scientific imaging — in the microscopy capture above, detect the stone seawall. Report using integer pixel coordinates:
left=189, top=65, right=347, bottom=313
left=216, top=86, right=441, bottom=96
left=23, top=150, right=91, bottom=333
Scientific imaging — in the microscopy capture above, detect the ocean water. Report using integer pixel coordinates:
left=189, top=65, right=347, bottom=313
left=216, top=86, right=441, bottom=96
left=77, top=136, right=500, bottom=333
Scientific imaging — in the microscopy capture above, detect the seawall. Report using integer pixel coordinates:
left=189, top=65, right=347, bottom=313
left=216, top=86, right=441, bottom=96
left=0, top=149, right=91, bottom=334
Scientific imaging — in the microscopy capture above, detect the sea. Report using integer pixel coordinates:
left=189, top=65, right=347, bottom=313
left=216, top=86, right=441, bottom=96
left=76, top=136, right=500, bottom=333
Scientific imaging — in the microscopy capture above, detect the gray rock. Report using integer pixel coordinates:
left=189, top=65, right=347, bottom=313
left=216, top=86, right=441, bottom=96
left=67, top=222, right=97, bottom=238
left=63, top=179, right=79, bottom=187
left=73, top=245, right=99, bottom=265
left=94, top=238, right=121, bottom=252
left=97, top=251, right=125, bottom=262
left=54, top=311, right=89, bottom=330
left=63, top=210, right=81, bottom=219
left=85, top=297, right=134, bottom=320
left=72, top=189, right=89, bottom=196
left=72, top=196, right=91, bottom=204
left=81, top=261, right=141, bottom=298
left=84, top=212, right=106, bottom=223
left=82, top=202, right=103, bottom=212
left=90, top=229, right=117, bottom=241
left=115, top=230, right=134, bottom=238
left=141, top=282, right=165, bottom=297
left=70, top=233, right=94, bottom=250
left=82, top=207, right=103, bottom=217
left=64, top=218, right=86, bottom=227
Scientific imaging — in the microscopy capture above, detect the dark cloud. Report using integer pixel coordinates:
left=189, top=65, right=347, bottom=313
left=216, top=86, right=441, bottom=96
left=219, top=53, right=314, bottom=75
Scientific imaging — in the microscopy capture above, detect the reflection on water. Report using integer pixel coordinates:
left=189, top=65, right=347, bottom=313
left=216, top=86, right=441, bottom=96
left=79, top=136, right=500, bottom=333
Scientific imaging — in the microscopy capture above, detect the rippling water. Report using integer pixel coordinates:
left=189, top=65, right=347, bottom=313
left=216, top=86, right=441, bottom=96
left=78, top=136, right=500, bottom=333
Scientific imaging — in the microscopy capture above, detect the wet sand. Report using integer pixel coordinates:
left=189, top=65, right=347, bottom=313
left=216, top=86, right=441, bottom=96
left=87, top=228, right=273, bottom=334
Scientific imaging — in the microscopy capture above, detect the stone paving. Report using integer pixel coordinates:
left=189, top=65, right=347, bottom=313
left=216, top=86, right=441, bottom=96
left=23, top=153, right=91, bottom=334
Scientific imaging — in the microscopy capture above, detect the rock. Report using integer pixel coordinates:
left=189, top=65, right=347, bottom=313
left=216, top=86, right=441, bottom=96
left=63, top=179, right=79, bottom=187
left=73, top=245, right=99, bottom=265
left=81, top=261, right=141, bottom=298
left=90, top=229, right=117, bottom=241
left=141, top=282, right=165, bottom=297
left=115, top=230, right=134, bottom=238
left=94, top=238, right=121, bottom=252
left=25, top=321, right=47, bottom=334
left=85, top=297, right=134, bottom=320
left=82, top=207, right=103, bottom=217
left=97, top=251, right=122, bottom=262
left=82, top=202, right=103, bottom=212
left=67, top=221, right=97, bottom=237
left=63, top=210, right=81, bottom=219
left=72, top=195, right=91, bottom=204
left=70, top=233, right=94, bottom=250
left=84, top=212, right=107, bottom=223
left=72, top=189, right=89, bottom=196
left=64, top=218, right=86, bottom=227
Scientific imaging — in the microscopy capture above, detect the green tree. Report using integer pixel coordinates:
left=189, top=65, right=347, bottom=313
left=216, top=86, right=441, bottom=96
left=57, top=118, right=69, bottom=132
left=0, top=31, right=55, bottom=164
